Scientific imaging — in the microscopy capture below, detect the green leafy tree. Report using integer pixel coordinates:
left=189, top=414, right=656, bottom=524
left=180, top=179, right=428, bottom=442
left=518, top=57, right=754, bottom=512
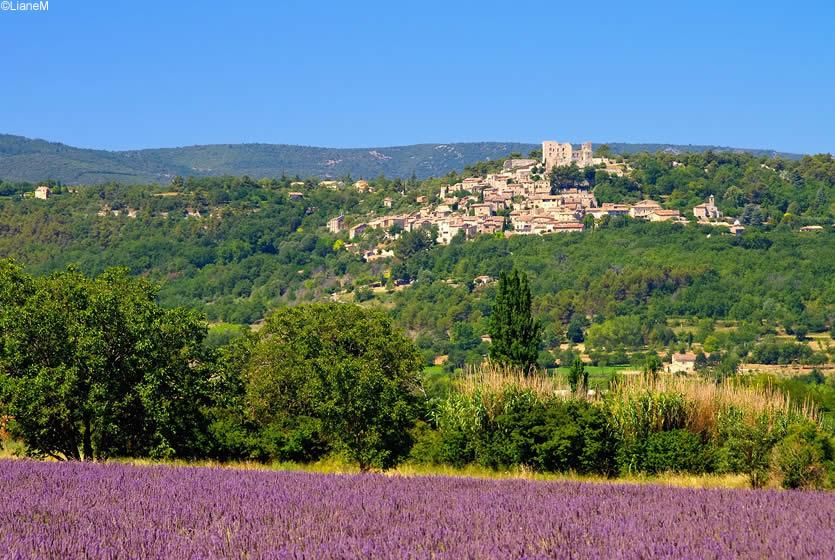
left=488, top=270, right=542, bottom=371
left=567, top=357, right=586, bottom=392
left=643, top=354, right=663, bottom=381
left=243, top=303, right=423, bottom=470
left=0, top=261, right=209, bottom=461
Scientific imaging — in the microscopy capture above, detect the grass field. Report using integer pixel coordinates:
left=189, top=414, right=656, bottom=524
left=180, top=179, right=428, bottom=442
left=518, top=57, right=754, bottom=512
left=0, top=444, right=750, bottom=490
left=549, top=365, right=638, bottom=390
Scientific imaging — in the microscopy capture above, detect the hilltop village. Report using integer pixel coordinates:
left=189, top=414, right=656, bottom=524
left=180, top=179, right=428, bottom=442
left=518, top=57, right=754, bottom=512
left=327, top=140, right=744, bottom=247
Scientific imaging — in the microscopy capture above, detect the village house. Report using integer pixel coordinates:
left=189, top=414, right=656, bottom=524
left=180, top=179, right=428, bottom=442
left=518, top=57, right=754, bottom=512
left=434, top=205, right=453, bottom=218
left=693, top=195, right=722, bottom=220
left=587, top=203, right=630, bottom=220
left=437, top=219, right=477, bottom=244
left=362, top=248, right=395, bottom=262
left=461, top=177, right=487, bottom=191
left=629, top=200, right=662, bottom=219
left=799, top=225, right=824, bottom=232
left=647, top=208, right=683, bottom=222
left=415, top=195, right=428, bottom=204
left=288, top=191, right=304, bottom=200
left=34, top=185, right=51, bottom=200
left=327, top=215, right=345, bottom=233
left=354, top=180, right=370, bottom=192
left=471, top=203, right=493, bottom=217
left=348, top=223, right=368, bottom=239
left=668, top=352, right=697, bottom=374
left=479, top=216, right=506, bottom=235
left=729, top=219, right=745, bottom=235
left=383, top=197, right=393, bottom=208
left=503, top=158, right=537, bottom=171
left=320, top=180, right=343, bottom=190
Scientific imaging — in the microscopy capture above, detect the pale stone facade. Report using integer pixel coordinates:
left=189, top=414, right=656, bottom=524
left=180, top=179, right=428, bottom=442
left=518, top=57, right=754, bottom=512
left=34, top=186, right=51, bottom=200
left=693, top=195, right=722, bottom=220
left=668, top=352, right=697, bottom=374
left=542, top=140, right=593, bottom=171
left=327, top=215, right=344, bottom=233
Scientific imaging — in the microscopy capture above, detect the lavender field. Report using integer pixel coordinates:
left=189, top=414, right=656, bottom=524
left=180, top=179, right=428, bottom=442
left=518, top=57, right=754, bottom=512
left=0, top=460, right=833, bottom=559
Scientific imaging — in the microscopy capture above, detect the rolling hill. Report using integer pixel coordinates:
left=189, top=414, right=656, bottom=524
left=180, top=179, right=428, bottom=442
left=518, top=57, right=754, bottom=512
left=0, top=134, right=803, bottom=185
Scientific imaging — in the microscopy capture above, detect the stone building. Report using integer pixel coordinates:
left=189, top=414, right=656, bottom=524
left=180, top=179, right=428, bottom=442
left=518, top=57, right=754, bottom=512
left=693, top=195, right=722, bottom=220
left=542, top=140, right=593, bottom=171
left=327, top=215, right=344, bottom=233
left=34, top=185, right=51, bottom=200
left=668, top=352, right=697, bottom=374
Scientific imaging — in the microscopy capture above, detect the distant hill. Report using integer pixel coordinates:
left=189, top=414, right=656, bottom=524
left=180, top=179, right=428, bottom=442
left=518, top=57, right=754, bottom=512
left=0, top=134, right=804, bottom=185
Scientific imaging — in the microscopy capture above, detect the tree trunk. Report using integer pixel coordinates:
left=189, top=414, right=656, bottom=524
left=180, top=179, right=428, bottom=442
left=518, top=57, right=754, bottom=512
left=82, top=416, right=93, bottom=461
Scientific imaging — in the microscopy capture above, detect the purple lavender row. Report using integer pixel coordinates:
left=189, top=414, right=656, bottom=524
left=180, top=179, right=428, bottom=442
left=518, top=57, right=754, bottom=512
left=1, top=460, right=832, bottom=559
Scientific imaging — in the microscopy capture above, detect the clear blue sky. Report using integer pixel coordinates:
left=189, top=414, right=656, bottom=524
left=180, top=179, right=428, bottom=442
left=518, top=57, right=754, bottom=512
left=1, top=0, right=833, bottom=153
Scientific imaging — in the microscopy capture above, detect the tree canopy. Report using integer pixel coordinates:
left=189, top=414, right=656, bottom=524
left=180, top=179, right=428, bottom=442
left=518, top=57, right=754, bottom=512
left=241, top=303, right=423, bottom=470
left=0, top=261, right=208, bottom=460
left=488, top=270, right=542, bottom=371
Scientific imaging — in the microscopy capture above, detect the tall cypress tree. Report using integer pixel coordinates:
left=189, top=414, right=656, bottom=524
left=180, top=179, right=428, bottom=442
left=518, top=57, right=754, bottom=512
left=488, top=269, right=541, bottom=372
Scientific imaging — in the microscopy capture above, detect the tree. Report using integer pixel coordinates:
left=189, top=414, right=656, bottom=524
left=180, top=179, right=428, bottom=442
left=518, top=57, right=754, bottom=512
left=595, top=144, right=612, bottom=158
left=488, top=270, right=541, bottom=372
left=643, top=354, right=663, bottom=381
left=243, top=303, right=423, bottom=470
left=393, top=228, right=435, bottom=260
left=0, top=261, right=209, bottom=461
left=550, top=163, right=583, bottom=193
left=567, top=314, right=587, bottom=343
left=567, top=358, right=586, bottom=392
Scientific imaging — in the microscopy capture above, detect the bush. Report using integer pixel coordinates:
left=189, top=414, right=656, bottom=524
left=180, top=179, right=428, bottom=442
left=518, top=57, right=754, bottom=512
left=433, top=389, right=617, bottom=475
left=770, top=423, right=833, bottom=490
left=717, top=410, right=786, bottom=488
left=640, top=430, right=713, bottom=474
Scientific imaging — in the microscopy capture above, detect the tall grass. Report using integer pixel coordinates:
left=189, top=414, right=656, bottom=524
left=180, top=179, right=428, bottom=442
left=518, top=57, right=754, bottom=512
left=456, top=361, right=570, bottom=398
left=452, top=361, right=821, bottom=439
left=607, top=375, right=820, bottom=440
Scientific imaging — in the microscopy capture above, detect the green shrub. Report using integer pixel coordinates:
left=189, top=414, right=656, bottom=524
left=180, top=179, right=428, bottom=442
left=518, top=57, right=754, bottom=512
left=257, top=416, right=329, bottom=463
left=770, top=423, right=833, bottom=490
left=433, top=389, right=617, bottom=475
left=640, top=430, right=713, bottom=474
left=717, top=409, right=787, bottom=488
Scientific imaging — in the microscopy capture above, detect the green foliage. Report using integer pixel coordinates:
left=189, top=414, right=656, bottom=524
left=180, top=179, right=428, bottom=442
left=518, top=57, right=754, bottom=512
left=240, top=303, right=423, bottom=470
left=770, top=422, right=833, bottom=490
left=716, top=409, right=787, bottom=489
left=427, top=388, right=617, bottom=475
left=0, top=260, right=209, bottom=460
left=586, top=316, right=644, bottom=351
left=567, top=358, right=586, bottom=392
left=488, top=270, right=541, bottom=371
left=631, top=430, right=714, bottom=474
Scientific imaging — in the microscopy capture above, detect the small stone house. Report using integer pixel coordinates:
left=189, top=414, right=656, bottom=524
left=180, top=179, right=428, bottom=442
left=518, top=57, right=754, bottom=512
left=668, top=352, right=697, bottom=374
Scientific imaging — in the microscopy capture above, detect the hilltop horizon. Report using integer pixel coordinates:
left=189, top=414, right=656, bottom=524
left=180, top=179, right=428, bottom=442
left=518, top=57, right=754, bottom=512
left=0, top=133, right=807, bottom=185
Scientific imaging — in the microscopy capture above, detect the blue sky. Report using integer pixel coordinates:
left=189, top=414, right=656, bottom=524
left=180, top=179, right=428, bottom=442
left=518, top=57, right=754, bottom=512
left=1, top=0, right=833, bottom=153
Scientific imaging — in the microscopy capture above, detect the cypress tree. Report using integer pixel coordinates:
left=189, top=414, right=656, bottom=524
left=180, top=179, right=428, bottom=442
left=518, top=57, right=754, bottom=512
left=488, top=269, right=541, bottom=372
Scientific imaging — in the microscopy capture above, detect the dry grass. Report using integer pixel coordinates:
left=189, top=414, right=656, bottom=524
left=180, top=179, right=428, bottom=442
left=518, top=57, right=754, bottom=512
left=609, top=375, right=820, bottom=437
left=98, top=456, right=752, bottom=490
left=455, top=361, right=571, bottom=398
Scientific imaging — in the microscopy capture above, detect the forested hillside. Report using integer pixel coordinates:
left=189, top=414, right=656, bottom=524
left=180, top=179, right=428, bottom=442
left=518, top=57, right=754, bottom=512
left=1, top=150, right=833, bottom=367
left=0, top=133, right=802, bottom=184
